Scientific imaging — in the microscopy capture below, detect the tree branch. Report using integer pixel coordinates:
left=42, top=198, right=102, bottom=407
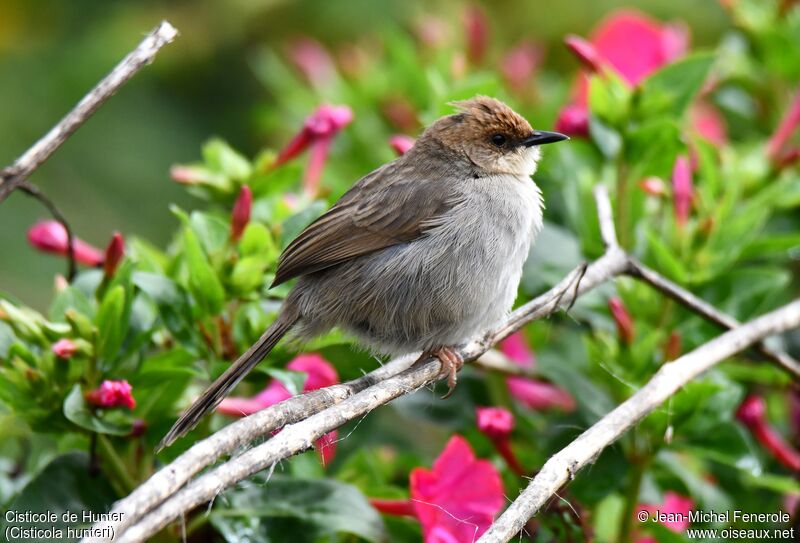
left=0, top=21, right=178, bottom=202
left=85, top=184, right=800, bottom=542
left=477, top=298, right=800, bottom=542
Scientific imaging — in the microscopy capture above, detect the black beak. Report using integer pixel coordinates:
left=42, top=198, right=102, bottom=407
left=521, top=131, right=569, bottom=147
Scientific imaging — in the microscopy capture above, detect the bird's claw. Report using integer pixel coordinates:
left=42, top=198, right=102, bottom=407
left=432, top=346, right=463, bottom=399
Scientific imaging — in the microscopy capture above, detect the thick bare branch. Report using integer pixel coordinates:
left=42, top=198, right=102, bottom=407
left=478, top=298, right=800, bottom=543
left=0, top=21, right=178, bottom=202
left=91, top=250, right=624, bottom=542
left=87, top=184, right=800, bottom=542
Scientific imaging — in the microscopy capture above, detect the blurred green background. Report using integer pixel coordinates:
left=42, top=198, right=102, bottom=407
left=0, top=0, right=728, bottom=309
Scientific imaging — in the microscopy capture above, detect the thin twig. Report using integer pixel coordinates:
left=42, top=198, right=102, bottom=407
left=0, top=21, right=178, bottom=202
left=626, top=259, right=800, bottom=378
left=17, top=181, right=77, bottom=280
left=477, top=298, right=800, bottom=542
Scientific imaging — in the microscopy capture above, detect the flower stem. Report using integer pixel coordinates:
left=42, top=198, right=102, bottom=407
left=97, top=434, right=136, bottom=493
left=619, top=446, right=648, bottom=543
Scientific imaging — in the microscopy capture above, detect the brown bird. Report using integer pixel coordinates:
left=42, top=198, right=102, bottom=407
left=160, top=96, right=567, bottom=449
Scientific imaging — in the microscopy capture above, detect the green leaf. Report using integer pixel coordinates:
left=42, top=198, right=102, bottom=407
left=588, top=72, right=631, bottom=127
left=231, top=256, right=269, bottom=294
left=211, top=475, right=387, bottom=543
left=182, top=226, right=225, bottom=316
left=0, top=322, right=15, bottom=360
left=203, top=138, right=252, bottom=181
left=644, top=229, right=689, bottom=283
left=0, top=453, right=116, bottom=536
left=240, top=222, right=278, bottom=261
left=49, top=286, right=93, bottom=323
left=635, top=53, right=715, bottom=118
left=190, top=210, right=230, bottom=255
left=63, top=384, right=133, bottom=435
left=95, top=285, right=127, bottom=364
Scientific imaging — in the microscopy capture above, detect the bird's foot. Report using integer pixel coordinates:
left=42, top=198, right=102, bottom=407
left=428, top=346, right=464, bottom=399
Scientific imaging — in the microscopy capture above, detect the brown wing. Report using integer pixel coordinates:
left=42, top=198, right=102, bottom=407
left=271, top=160, right=459, bottom=286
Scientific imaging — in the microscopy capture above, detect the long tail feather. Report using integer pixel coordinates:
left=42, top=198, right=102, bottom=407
left=158, top=308, right=299, bottom=450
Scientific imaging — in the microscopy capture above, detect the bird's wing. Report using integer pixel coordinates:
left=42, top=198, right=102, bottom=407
left=271, top=160, right=459, bottom=286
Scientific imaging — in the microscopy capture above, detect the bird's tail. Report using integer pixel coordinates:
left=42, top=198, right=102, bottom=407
left=158, top=308, right=299, bottom=450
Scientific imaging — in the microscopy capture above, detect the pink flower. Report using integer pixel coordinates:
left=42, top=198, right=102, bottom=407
left=557, top=10, right=688, bottom=138
left=86, top=380, right=136, bottom=410
left=501, top=332, right=576, bottom=412
left=554, top=103, right=590, bottom=138
left=411, top=436, right=504, bottom=541
left=767, top=88, right=800, bottom=164
left=103, top=233, right=125, bottom=278
left=501, top=41, right=543, bottom=93
left=286, top=38, right=336, bottom=89
left=609, top=297, right=635, bottom=344
left=476, top=407, right=524, bottom=475
left=636, top=491, right=694, bottom=540
left=564, top=35, right=605, bottom=74
left=672, top=154, right=693, bottom=227
left=27, top=221, right=103, bottom=266
left=52, top=339, right=77, bottom=359
left=273, top=105, right=353, bottom=197
left=128, top=419, right=147, bottom=438
left=638, top=176, right=666, bottom=197
left=736, top=395, right=800, bottom=471
left=218, top=353, right=340, bottom=464
left=463, top=5, right=489, bottom=65
left=370, top=436, right=505, bottom=541
left=230, top=186, right=252, bottom=242
left=169, top=165, right=215, bottom=186
left=389, top=135, right=416, bottom=156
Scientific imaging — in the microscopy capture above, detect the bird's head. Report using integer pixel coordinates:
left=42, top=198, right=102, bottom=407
left=423, top=96, right=568, bottom=177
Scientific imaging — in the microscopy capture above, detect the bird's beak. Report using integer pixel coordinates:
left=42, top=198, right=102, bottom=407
left=521, top=131, right=570, bottom=147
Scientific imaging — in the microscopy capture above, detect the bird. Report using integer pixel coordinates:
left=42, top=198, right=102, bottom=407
left=160, top=96, right=567, bottom=449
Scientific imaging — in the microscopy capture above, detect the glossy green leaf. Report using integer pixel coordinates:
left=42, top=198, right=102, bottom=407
left=63, top=385, right=133, bottom=435
left=635, top=53, right=715, bottom=118
left=182, top=226, right=225, bottom=316
left=94, top=285, right=127, bottom=363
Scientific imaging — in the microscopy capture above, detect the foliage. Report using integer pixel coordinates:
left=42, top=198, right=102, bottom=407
left=1, top=1, right=800, bottom=542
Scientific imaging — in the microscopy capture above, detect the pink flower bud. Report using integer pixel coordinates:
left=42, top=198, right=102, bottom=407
left=388, top=135, right=415, bottom=156
left=54, top=275, right=69, bottom=292
left=86, top=380, right=136, bottom=410
left=501, top=41, right=542, bottom=92
left=286, top=38, right=336, bottom=89
left=565, top=35, right=605, bottom=74
left=316, top=429, right=338, bottom=467
left=639, top=176, right=666, bottom=196
left=463, top=5, right=489, bottom=64
left=609, top=297, right=635, bottom=344
left=476, top=406, right=524, bottom=474
left=273, top=105, right=353, bottom=198
left=507, top=378, right=576, bottom=411
left=103, top=233, right=125, bottom=278
left=554, top=104, right=590, bottom=138
left=476, top=406, right=514, bottom=439
left=52, top=338, right=78, bottom=359
left=230, top=186, right=252, bottom=241
left=767, top=88, right=800, bottom=162
left=382, top=99, right=419, bottom=132
left=671, top=155, right=693, bottom=227
left=690, top=101, right=727, bottom=146
left=128, top=419, right=147, bottom=438
left=27, top=221, right=103, bottom=266
left=169, top=165, right=211, bottom=185
left=664, top=331, right=682, bottom=361
left=736, top=395, right=800, bottom=471
left=499, top=331, right=536, bottom=368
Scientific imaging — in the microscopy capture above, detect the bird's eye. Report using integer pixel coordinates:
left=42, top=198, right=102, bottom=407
left=490, top=133, right=507, bottom=147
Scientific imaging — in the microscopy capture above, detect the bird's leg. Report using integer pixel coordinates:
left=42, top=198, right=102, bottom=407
left=410, top=346, right=464, bottom=398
